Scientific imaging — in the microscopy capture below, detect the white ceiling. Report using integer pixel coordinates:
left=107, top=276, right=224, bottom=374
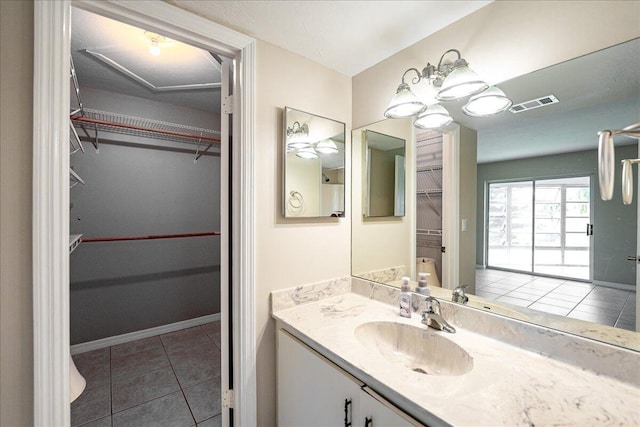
left=71, top=2, right=491, bottom=114
left=455, top=38, right=640, bottom=163
left=71, top=7, right=221, bottom=113
left=171, top=0, right=492, bottom=76
left=72, top=3, right=638, bottom=165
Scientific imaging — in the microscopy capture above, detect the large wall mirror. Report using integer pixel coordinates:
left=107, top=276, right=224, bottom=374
left=283, top=106, right=346, bottom=218
left=351, top=38, right=640, bottom=350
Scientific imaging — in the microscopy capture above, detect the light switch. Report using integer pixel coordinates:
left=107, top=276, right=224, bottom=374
left=461, top=218, right=468, bottom=232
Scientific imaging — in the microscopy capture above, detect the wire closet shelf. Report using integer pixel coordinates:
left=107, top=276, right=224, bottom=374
left=71, top=108, right=221, bottom=147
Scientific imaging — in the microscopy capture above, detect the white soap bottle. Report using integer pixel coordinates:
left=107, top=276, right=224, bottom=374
left=399, top=276, right=412, bottom=318
left=415, top=272, right=431, bottom=297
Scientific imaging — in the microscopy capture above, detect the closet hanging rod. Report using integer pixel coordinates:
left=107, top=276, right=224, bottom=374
left=71, top=116, right=220, bottom=144
left=82, top=231, right=221, bottom=243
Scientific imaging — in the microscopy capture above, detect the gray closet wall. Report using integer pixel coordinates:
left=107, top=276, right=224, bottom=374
left=476, top=144, right=637, bottom=287
left=70, top=87, right=221, bottom=344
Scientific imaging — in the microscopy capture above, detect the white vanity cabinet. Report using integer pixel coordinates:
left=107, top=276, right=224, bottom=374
left=277, top=329, right=421, bottom=427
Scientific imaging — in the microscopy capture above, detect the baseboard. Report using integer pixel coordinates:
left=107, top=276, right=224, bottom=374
left=592, top=280, right=636, bottom=292
left=71, top=313, right=221, bottom=355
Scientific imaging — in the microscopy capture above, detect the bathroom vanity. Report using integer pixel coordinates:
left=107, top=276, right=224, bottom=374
left=272, top=277, right=640, bottom=427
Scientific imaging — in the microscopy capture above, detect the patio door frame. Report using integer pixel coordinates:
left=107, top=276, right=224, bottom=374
left=484, top=173, right=594, bottom=282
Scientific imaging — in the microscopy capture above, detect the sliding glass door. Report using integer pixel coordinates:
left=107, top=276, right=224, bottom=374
left=487, top=176, right=592, bottom=280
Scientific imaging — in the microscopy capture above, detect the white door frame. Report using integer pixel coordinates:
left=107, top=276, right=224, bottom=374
left=441, top=127, right=460, bottom=289
left=33, top=1, right=256, bottom=425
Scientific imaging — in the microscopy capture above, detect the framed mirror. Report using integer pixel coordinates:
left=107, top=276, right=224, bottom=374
left=351, top=38, right=640, bottom=350
left=283, top=106, right=346, bottom=218
left=352, top=117, right=415, bottom=282
left=364, top=130, right=406, bottom=217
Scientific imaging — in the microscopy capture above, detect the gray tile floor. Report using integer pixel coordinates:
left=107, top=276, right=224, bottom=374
left=71, top=321, right=223, bottom=427
left=476, top=269, right=636, bottom=331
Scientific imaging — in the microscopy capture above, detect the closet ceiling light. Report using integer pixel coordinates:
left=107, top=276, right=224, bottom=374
left=144, top=31, right=166, bottom=56
left=384, top=48, right=511, bottom=129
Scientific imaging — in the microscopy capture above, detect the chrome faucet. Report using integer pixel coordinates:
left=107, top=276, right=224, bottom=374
left=421, top=297, right=456, bottom=333
left=452, top=284, right=469, bottom=304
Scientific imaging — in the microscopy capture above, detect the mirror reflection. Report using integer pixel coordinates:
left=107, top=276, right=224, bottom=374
left=283, top=106, right=346, bottom=218
left=364, top=130, right=406, bottom=217
left=351, top=38, right=639, bottom=349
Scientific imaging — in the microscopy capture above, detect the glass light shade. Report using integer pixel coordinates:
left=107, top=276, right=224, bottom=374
left=296, top=147, right=318, bottom=159
left=462, top=86, right=512, bottom=117
left=288, top=128, right=311, bottom=149
left=414, top=104, right=453, bottom=129
left=622, top=159, right=633, bottom=205
left=384, top=82, right=426, bottom=118
left=288, top=140, right=311, bottom=150
left=315, top=139, right=338, bottom=154
left=436, top=64, right=488, bottom=101
left=597, top=130, right=614, bottom=201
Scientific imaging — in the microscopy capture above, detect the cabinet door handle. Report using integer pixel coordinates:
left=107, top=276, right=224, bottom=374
left=364, top=416, right=373, bottom=427
left=344, top=398, right=352, bottom=427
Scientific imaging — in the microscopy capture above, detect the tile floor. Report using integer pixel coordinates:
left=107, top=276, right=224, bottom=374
left=71, top=321, right=222, bottom=427
left=476, top=269, right=636, bottom=331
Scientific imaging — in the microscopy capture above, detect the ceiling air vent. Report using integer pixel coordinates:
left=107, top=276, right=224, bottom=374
left=509, top=95, right=559, bottom=114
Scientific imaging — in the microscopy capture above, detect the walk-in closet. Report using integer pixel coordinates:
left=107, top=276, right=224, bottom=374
left=416, top=130, right=443, bottom=285
left=69, top=8, right=224, bottom=426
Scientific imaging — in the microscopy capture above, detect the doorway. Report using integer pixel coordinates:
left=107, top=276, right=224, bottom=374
left=68, top=7, right=226, bottom=425
left=486, top=175, right=592, bottom=281
left=32, top=2, right=256, bottom=426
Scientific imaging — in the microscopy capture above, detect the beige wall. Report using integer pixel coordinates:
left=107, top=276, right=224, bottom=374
left=0, top=1, right=34, bottom=426
left=457, top=126, right=477, bottom=292
left=255, top=39, right=352, bottom=425
left=353, top=1, right=640, bottom=128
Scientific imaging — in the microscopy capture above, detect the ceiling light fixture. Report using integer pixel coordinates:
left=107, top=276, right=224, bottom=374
left=144, top=31, right=165, bottom=56
left=384, top=49, right=511, bottom=129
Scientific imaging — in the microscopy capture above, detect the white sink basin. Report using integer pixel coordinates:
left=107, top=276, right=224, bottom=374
left=354, top=321, right=473, bottom=376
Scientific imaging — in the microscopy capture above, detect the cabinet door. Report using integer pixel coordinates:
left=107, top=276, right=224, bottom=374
left=278, top=330, right=362, bottom=427
left=359, top=387, right=420, bottom=427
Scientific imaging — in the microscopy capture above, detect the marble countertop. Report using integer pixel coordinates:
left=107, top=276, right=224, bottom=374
left=272, top=278, right=640, bottom=427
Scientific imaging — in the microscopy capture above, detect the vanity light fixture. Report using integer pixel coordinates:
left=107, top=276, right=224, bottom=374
left=597, top=122, right=640, bottom=201
left=384, top=49, right=511, bottom=128
left=286, top=121, right=311, bottom=149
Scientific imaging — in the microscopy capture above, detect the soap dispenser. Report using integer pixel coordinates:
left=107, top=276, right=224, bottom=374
left=415, top=272, right=431, bottom=297
left=399, top=276, right=412, bottom=318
